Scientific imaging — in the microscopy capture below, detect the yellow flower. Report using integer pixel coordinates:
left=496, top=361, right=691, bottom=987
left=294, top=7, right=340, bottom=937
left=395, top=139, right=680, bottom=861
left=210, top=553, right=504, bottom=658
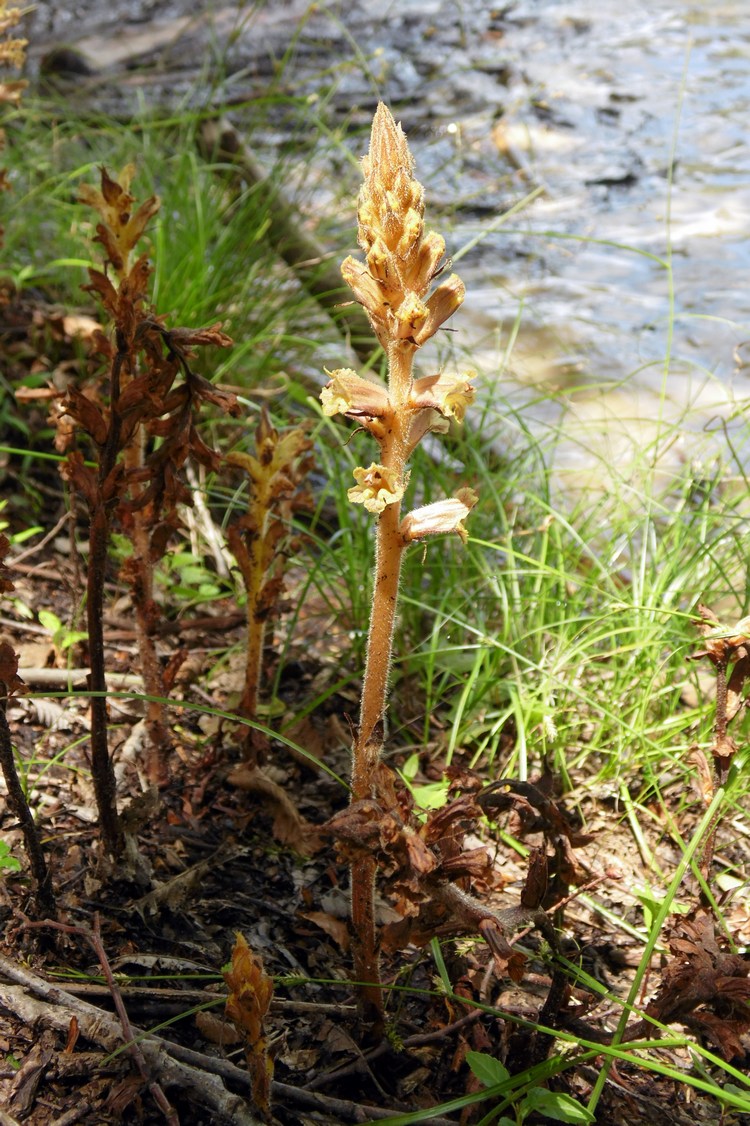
left=320, top=369, right=390, bottom=419
left=412, top=274, right=465, bottom=346
left=410, top=372, right=476, bottom=423
left=348, top=464, right=405, bottom=513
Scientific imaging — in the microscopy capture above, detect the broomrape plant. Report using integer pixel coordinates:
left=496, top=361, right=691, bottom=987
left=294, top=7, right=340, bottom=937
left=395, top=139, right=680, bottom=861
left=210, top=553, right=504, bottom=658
left=225, top=406, right=313, bottom=761
left=61, top=166, right=238, bottom=852
left=0, top=0, right=27, bottom=245
left=321, top=103, right=477, bottom=1020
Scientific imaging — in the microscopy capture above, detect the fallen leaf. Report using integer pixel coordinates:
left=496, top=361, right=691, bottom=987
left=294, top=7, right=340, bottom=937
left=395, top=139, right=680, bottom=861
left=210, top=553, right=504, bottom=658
left=300, top=910, right=351, bottom=951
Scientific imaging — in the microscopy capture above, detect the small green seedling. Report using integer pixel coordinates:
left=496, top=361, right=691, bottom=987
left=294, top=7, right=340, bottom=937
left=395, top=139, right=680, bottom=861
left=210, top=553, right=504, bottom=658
left=467, top=1051, right=594, bottom=1125
left=634, top=882, right=690, bottom=931
left=398, top=752, right=450, bottom=813
left=38, top=609, right=88, bottom=655
left=0, top=838, right=21, bottom=873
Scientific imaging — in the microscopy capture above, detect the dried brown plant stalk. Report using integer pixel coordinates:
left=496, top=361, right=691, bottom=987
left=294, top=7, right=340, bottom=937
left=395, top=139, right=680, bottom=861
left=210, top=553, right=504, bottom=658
left=60, top=166, right=238, bottom=852
left=225, top=406, right=313, bottom=761
left=0, top=0, right=27, bottom=246
left=321, top=104, right=476, bottom=1020
left=223, top=933, right=274, bottom=1121
left=0, top=536, right=56, bottom=919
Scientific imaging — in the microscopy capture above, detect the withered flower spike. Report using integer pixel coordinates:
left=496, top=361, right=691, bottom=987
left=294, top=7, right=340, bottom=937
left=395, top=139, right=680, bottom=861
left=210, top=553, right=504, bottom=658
left=224, top=933, right=274, bottom=1119
left=69, top=163, right=239, bottom=825
left=224, top=408, right=313, bottom=750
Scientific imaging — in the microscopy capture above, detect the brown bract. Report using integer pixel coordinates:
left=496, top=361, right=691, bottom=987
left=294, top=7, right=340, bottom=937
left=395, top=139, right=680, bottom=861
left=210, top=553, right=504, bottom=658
left=645, top=912, right=750, bottom=1059
left=223, top=933, right=274, bottom=1120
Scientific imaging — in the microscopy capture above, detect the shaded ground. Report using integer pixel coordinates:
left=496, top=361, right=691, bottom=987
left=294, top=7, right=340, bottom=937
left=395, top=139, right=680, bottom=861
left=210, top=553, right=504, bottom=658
left=1, top=308, right=750, bottom=1125
left=2, top=549, right=750, bottom=1124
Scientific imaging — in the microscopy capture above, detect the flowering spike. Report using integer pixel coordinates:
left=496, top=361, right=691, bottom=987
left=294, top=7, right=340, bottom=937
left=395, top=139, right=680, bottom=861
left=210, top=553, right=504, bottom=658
left=321, top=104, right=477, bottom=1025
left=341, top=103, right=463, bottom=352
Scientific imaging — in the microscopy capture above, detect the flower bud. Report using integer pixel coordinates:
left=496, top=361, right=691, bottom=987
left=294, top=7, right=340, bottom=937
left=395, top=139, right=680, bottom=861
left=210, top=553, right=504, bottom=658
left=400, top=488, right=478, bottom=544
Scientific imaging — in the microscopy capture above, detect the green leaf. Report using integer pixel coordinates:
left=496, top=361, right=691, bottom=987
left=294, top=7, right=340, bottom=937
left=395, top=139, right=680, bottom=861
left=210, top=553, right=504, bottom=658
left=466, top=1051, right=510, bottom=1089
left=38, top=610, right=62, bottom=635
left=411, top=781, right=449, bottom=811
left=523, top=1088, right=594, bottom=1123
left=0, top=840, right=21, bottom=873
left=401, top=752, right=420, bottom=781
left=59, top=631, right=88, bottom=652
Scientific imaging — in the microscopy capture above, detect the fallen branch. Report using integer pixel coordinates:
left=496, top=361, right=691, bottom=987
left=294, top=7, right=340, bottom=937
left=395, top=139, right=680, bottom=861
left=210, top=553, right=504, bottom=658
left=163, top=1041, right=459, bottom=1126
left=0, top=955, right=260, bottom=1126
left=17, top=668, right=143, bottom=689
left=0, top=954, right=458, bottom=1125
left=23, top=916, right=178, bottom=1126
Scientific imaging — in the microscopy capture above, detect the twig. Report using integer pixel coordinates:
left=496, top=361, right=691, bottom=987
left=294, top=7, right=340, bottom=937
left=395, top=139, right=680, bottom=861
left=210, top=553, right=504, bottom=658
left=17, top=668, right=143, bottom=689
left=21, top=917, right=178, bottom=1126
left=304, top=1008, right=484, bottom=1091
left=271, top=1080, right=458, bottom=1125
left=184, top=463, right=233, bottom=577
left=103, top=612, right=244, bottom=639
left=7, top=511, right=71, bottom=566
left=0, top=956, right=260, bottom=1126
left=0, top=955, right=456, bottom=1126
left=48, top=1103, right=93, bottom=1126
left=0, top=675, right=56, bottom=920
left=160, top=1042, right=459, bottom=1126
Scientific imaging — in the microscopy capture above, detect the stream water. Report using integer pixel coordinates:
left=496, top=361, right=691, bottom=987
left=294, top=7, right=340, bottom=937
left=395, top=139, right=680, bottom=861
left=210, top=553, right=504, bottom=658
left=25, top=0, right=750, bottom=482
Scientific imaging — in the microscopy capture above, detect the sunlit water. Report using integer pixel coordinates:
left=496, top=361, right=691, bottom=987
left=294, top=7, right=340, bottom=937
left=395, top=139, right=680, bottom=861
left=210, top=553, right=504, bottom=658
left=448, top=0, right=750, bottom=483
left=28, top=0, right=750, bottom=482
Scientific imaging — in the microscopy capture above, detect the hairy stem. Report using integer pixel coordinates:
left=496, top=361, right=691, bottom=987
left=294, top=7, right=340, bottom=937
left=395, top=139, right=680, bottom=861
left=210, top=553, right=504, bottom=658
left=126, top=427, right=170, bottom=786
left=87, top=502, right=125, bottom=859
left=352, top=503, right=406, bottom=793
left=237, top=527, right=266, bottom=723
left=349, top=854, right=381, bottom=1024
left=350, top=348, right=412, bottom=1022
